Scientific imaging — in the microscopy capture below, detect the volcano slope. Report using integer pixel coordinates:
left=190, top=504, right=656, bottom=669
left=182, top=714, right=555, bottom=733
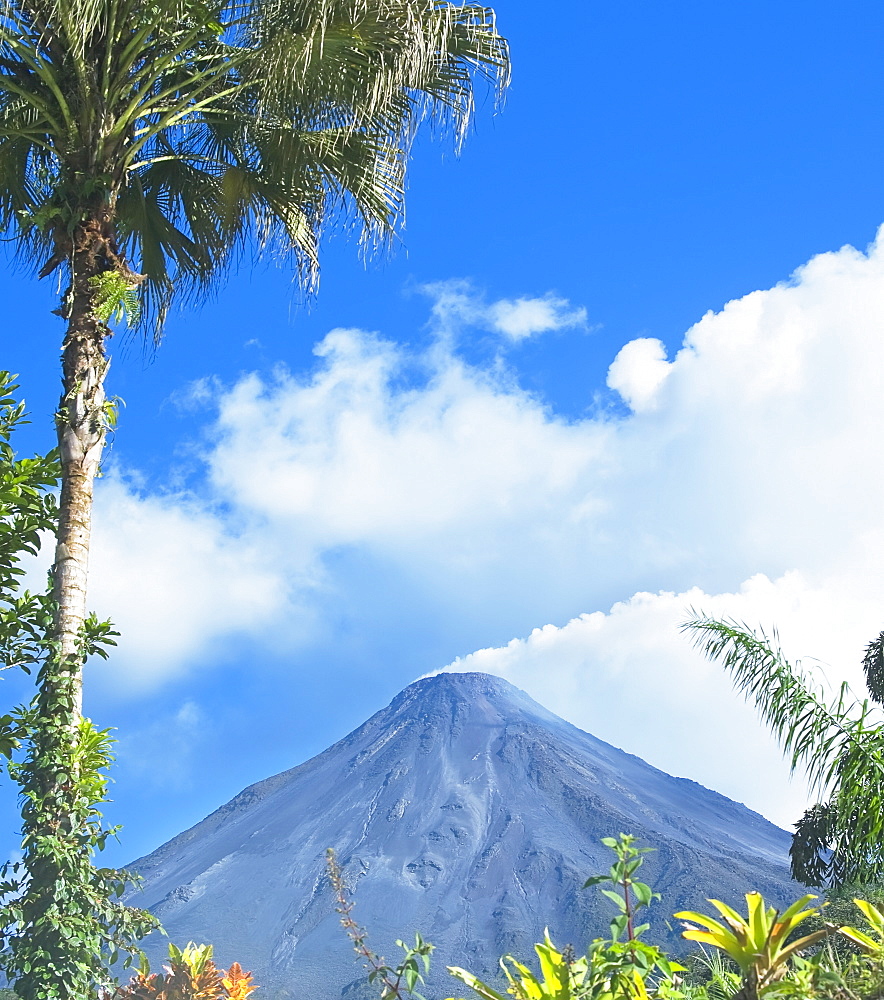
left=128, top=672, right=797, bottom=998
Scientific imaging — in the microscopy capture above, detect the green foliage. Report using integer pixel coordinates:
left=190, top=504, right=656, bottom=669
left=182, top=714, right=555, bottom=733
left=678, top=950, right=741, bottom=1000
left=449, top=932, right=685, bottom=1000
left=0, top=672, right=160, bottom=999
left=838, top=898, right=884, bottom=960
left=0, top=377, right=159, bottom=1000
left=836, top=898, right=884, bottom=998
left=584, top=834, right=661, bottom=943
left=449, top=929, right=650, bottom=1000
left=805, top=883, right=884, bottom=958
left=88, top=273, right=141, bottom=329
left=328, top=848, right=434, bottom=1000
left=682, top=614, right=884, bottom=886
left=0, top=372, right=58, bottom=685
left=862, top=633, right=884, bottom=706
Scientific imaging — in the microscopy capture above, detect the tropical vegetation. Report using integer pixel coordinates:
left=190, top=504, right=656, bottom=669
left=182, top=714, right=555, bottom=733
left=682, top=615, right=884, bottom=887
left=106, top=942, right=259, bottom=1000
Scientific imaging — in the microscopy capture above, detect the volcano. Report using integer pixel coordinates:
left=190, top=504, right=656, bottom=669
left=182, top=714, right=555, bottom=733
left=129, top=672, right=797, bottom=998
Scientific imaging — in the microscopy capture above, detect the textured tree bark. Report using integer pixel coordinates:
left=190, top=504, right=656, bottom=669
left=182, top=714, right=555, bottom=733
left=50, top=215, right=111, bottom=723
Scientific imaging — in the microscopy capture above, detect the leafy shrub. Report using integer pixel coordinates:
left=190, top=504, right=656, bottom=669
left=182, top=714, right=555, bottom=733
left=106, top=942, right=258, bottom=1000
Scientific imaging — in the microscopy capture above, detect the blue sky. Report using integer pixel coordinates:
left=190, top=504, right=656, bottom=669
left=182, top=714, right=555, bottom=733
left=3, top=0, right=884, bottom=868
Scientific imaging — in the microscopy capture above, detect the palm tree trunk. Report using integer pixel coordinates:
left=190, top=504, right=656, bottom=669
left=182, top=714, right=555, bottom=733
left=6, top=217, right=115, bottom=1000
left=50, top=215, right=111, bottom=723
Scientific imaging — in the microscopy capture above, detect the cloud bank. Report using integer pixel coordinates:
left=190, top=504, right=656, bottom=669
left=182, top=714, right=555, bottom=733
left=90, top=234, right=884, bottom=825
left=441, top=571, right=872, bottom=828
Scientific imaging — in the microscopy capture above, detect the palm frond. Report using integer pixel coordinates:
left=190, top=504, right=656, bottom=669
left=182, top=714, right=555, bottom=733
left=246, top=0, right=508, bottom=140
left=0, top=0, right=510, bottom=337
left=684, top=613, right=884, bottom=887
left=681, top=614, right=879, bottom=792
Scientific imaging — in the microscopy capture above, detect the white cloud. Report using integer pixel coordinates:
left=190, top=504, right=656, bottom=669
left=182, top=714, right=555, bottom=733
left=606, top=337, right=671, bottom=411
left=88, top=228, right=884, bottom=825
left=198, top=233, right=884, bottom=614
left=204, top=330, right=606, bottom=549
left=422, top=280, right=587, bottom=342
left=487, top=294, right=588, bottom=341
left=88, top=476, right=297, bottom=689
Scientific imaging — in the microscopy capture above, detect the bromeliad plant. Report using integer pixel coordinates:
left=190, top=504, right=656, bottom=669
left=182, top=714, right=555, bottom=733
left=674, top=892, right=836, bottom=1000
left=839, top=898, right=884, bottom=958
left=449, top=930, right=612, bottom=1000
left=836, top=898, right=884, bottom=998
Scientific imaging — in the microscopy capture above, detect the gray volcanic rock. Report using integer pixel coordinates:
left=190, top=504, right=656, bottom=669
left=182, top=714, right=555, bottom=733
left=128, top=672, right=797, bottom=999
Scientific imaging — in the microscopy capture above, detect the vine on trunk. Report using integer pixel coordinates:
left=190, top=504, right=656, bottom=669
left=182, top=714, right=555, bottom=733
left=0, top=373, right=160, bottom=1000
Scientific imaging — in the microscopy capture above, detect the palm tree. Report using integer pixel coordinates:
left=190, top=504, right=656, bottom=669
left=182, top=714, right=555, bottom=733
left=0, top=2, right=508, bottom=993
left=1, top=0, right=508, bottom=719
left=683, top=615, right=884, bottom=887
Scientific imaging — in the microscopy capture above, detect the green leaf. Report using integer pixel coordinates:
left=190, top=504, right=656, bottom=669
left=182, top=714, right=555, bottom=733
left=632, top=882, right=655, bottom=907
left=600, top=888, right=627, bottom=911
